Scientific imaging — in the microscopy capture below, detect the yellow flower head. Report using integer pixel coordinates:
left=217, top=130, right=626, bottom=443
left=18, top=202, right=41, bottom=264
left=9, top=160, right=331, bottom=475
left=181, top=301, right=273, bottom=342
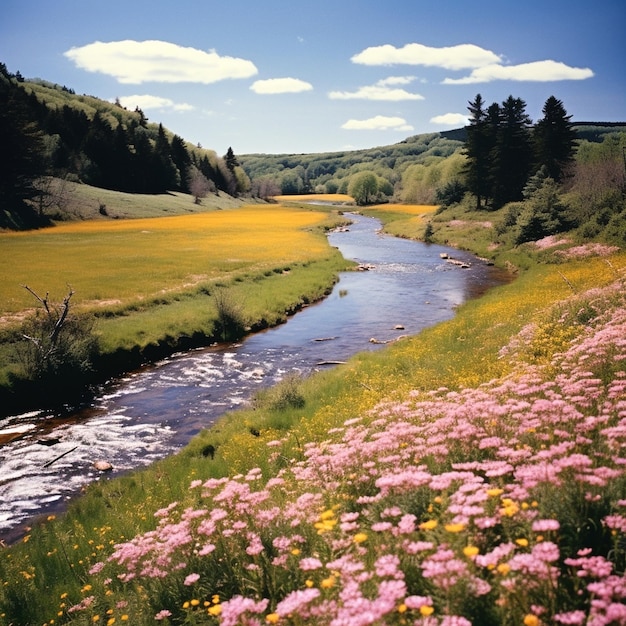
left=523, top=615, right=540, bottom=626
left=463, top=545, right=480, bottom=558
left=321, top=575, right=336, bottom=589
left=444, top=523, right=466, bottom=533
left=266, top=613, right=280, bottom=624
left=420, top=605, right=435, bottom=616
left=353, top=533, right=368, bottom=544
left=208, top=605, right=222, bottom=616
left=496, top=563, right=511, bottom=575
left=419, top=519, right=438, bottom=531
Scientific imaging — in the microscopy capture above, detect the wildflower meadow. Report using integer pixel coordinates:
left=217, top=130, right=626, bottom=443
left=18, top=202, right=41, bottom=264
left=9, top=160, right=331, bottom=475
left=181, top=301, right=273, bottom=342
left=30, top=264, right=623, bottom=626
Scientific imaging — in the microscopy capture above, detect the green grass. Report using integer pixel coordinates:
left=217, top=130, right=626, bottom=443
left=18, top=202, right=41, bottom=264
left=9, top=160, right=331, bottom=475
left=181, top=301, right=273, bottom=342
left=0, top=200, right=352, bottom=390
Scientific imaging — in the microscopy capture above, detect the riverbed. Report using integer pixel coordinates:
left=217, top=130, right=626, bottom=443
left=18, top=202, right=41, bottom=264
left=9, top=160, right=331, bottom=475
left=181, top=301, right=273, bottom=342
left=0, top=213, right=508, bottom=540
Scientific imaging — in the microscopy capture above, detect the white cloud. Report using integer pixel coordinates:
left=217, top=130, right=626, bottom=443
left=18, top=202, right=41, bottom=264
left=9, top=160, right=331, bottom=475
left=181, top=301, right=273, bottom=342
left=378, top=76, right=417, bottom=86
left=64, top=40, right=258, bottom=84
left=116, top=94, right=194, bottom=112
left=430, top=112, right=469, bottom=126
left=250, top=77, right=313, bottom=94
left=351, top=43, right=501, bottom=70
left=443, top=60, right=594, bottom=84
left=329, top=76, right=424, bottom=101
left=341, top=115, right=414, bottom=131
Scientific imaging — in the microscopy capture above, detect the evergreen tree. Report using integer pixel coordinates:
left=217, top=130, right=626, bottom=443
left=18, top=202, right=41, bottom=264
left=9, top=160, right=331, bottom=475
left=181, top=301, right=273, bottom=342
left=170, top=135, right=191, bottom=192
left=515, top=177, right=574, bottom=244
left=0, top=75, right=46, bottom=225
left=533, top=96, right=577, bottom=182
left=490, top=96, right=533, bottom=208
left=463, top=94, right=490, bottom=209
left=154, top=123, right=179, bottom=190
left=224, top=146, right=239, bottom=173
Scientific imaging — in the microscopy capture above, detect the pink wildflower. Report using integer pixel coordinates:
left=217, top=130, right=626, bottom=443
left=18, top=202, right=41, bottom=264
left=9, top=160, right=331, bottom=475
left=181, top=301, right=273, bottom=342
left=184, top=573, right=200, bottom=586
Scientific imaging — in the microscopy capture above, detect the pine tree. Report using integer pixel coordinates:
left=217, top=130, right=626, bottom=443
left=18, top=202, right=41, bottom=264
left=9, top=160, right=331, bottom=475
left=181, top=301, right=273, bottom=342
left=0, top=72, right=46, bottom=226
left=224, top=146, right=239, bottom=173
left=154, top=124, right=179, bottom=191
left=463, top=94, right=491, bottom=209
left=490, top=96, right=533, bottom=208
left=533, top=96, right=577, bottom=182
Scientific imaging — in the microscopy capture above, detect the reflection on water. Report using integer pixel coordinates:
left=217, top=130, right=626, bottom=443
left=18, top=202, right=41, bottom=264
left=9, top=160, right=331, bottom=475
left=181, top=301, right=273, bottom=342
left=0, top=213, right=509, bottom=540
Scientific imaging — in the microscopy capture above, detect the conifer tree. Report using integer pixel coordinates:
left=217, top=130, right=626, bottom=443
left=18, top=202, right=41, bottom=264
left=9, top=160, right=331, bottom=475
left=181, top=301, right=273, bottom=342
left=533, top=96, right=577, bottom=182
left=463, top=94, right=490, bottom=209
left=490, top=96, right=533, bottom=208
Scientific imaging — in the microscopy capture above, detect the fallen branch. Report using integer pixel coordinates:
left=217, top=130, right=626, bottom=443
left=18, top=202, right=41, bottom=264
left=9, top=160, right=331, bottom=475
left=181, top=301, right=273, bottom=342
left=43, top=445, right=78, bottom=468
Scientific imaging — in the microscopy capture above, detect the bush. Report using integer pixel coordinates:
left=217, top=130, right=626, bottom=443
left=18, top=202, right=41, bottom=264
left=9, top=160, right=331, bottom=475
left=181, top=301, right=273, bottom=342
left=213, top=287, right=246, bottom=341
left=252, top=372, right=306, bottom=411
left=14, top=287, right=98, bottom=386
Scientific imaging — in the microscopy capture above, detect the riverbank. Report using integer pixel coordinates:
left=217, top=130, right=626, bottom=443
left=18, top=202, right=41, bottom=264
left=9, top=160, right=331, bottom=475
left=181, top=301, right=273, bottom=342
left=0, top=203, right=353, bottom=417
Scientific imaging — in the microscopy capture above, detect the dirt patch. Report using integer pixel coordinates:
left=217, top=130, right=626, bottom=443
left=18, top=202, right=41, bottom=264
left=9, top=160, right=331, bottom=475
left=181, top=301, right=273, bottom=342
left=448, top=219, right=493, bottom=229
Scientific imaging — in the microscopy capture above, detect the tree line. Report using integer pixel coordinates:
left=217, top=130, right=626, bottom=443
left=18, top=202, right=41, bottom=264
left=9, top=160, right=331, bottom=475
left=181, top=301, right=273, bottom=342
left=463, top=94, right=577, bottom=210
left=0, top=64, right=248, bottom=227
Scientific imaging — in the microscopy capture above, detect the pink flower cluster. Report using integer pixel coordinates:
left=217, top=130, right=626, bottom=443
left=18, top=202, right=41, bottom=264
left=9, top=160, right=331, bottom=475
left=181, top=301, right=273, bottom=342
left=89, top=280, right=626, bottom=624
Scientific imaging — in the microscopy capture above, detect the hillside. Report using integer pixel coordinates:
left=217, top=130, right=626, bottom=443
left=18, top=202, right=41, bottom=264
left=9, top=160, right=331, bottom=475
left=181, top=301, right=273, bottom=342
left=0, top=65, right=250, bottom=229
left=239, top=122, right=625, bottom=202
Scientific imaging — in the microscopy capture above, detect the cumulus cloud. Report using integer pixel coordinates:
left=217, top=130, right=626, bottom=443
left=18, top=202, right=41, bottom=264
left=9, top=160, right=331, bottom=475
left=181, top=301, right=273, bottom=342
left=250, top=77, right=313, bottom=94
left=442, top=59, right=595, bottom=84
left=117, top=94, right=194, bottom=112
left=430, top=112, right=469, bottom=126
left=350, top=42, right=594, bottom=85
left=341, top=115, right=414, bottom=131
left=351, top=43, right=502, bottom=70
left=329, top=76, right=424, bottom=101
left=64, top=40, right=258, bottom=84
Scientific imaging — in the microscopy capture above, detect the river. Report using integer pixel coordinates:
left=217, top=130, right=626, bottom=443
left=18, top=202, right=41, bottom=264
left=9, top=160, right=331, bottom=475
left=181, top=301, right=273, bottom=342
left=0, top=213, right=509, bottom=541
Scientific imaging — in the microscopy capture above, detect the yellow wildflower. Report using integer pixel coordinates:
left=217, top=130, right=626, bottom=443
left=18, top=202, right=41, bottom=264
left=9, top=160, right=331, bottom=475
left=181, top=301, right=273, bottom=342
left=444, top=523, right=465, bottom=533
left=500, top=498, right=520, bottom=517
left=266, top=613, right=280, bottom=624
left=208, top=605, right=222, bottom=616
left=353, top=533, right=368, bottom=544
left=321, top=575, right=336, bottom=589
left=497, top=563, right=511, bottom=575
left=463, top=545, right=480, bottom=557
left=523, top=615, right=540, bottom=626
left=420, top=606, right=435, bottom=616
left=419, top=519, right=438, bottom=530
left=516, top=538, right=529, bottom=547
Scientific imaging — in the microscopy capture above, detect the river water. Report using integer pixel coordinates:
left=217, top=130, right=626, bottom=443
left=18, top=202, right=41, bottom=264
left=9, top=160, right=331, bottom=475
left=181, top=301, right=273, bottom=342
left=0, top=213, right=508, bottom=541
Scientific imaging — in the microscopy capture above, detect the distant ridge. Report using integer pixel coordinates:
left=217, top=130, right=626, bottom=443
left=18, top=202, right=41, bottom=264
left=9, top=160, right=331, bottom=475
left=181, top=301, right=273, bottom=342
left=440, top=122, right=625, bottom=145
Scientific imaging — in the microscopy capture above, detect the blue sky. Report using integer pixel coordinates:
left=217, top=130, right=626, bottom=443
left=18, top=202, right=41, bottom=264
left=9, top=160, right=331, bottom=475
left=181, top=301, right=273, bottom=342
left=1, top=0, right=624, bottom=156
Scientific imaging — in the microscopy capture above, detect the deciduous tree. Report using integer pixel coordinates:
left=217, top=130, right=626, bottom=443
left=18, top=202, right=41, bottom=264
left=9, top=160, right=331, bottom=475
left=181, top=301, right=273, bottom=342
left=348, top=171, right=378, bottom=205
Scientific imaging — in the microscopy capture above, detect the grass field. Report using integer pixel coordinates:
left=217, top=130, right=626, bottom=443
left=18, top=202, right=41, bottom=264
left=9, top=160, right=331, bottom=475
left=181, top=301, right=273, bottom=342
left=2, top=196, right=625, bottom=625
left=0, top=199, right=351, bottom=388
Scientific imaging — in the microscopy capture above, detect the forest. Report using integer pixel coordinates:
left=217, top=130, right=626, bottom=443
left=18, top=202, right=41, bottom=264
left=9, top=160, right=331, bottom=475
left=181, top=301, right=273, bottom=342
left=0, top=63, right=249, bottom=228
